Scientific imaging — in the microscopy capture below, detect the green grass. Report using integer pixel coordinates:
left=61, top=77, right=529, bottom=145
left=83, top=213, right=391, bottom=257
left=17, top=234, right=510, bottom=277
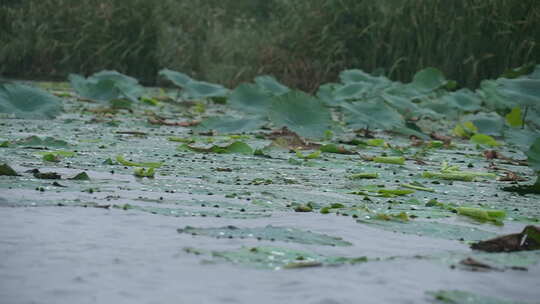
left=1, top=0, right=539, bottom=90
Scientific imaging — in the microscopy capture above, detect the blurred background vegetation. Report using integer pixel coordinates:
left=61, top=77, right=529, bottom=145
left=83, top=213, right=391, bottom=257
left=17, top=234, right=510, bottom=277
left=1, top=0, right=539, bottom=91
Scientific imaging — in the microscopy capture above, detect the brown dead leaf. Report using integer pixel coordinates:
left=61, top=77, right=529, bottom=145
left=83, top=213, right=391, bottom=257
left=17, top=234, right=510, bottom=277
left=458, top=257, right=499, bottom=272
left=430, top=132, right=452, bottom=146
left=483, top=150, right=528, bottom=166
left=148, top=117, right=200, bottom=127
left=471, top=225, right=540, bottom=252
left=267, top=127, right=320, bottom=150
left=499, top=171, right=527, bottom=182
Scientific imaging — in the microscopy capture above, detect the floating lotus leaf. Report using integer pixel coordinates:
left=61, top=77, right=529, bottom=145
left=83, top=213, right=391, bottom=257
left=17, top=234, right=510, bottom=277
left=177, top=225, right=352, bottom=246
left=208, top=246, right=367, bottom=269
left=357, top=219, right=495, bottom=241
left=426, top=290, right=518, bottom=304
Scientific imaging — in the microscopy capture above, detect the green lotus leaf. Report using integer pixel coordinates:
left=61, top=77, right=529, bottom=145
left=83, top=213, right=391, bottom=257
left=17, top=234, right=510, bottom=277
left=228, top=83, right=272, bottom=114
left=268, top=90, right=332, bottom=139
left=333, top=83, right=369, bottom=101
left=339, top=69, right=390, bottom=85
left=498, top=78, right=540, bottom=107
left=462, top=112, right=505, bottom=136
left=440, top=89, right=482, bottom=112
left=341, top=99, right=405, bottom=130
left=411, top=67, right=448, bottom=92
left=526, top=138, right=540, bottom=172
left=159, top=68, right=228, bottom=98
left=197, top=116, right=266, bottom=134
left=183, top=80, right=229, bottom=99
left=254, top=75, right=289, bottom=95
left=0, top=83, right=62, bottom=119
left=69, top=70, right=144, bottom=102
left=159, top=69, right=193, bottom=87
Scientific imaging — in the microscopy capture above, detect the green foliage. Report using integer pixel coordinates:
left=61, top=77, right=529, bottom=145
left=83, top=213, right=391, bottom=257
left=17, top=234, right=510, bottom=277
left=470, top=134, right=501, bottom=147
left=342, top=100, right=405, bottom=130
left=69, top=70, right=144, bottom=102
left=526, top=138, right=540, bottom=173
left=178, top=141, right=254, bottom=155
left=0, top=83, right=62, bottom=119
left=197, top=116, right=266, bottom=134
left=411, top=67, right=448, bottom=93
left=116, top=155, right=163, bottom=168
left=0, top=0, right=159, bottom=82
left=268, top=90, right=332, bottom=139
left=159, top=69, right=229, bottom=99
left=2, top=1, right=539, bottom=90
left=228, top=84, right=272, bottom=115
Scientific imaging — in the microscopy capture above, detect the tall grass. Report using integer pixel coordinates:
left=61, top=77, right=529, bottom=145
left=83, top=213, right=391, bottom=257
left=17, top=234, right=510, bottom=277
left=0, top=0, right=159, bottom=83
left=1, top=0, right=539, bottom=90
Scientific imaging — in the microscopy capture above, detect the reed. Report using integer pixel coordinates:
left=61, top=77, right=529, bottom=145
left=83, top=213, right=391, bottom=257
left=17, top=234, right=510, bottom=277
left=1, top=0, right=538, bottom=90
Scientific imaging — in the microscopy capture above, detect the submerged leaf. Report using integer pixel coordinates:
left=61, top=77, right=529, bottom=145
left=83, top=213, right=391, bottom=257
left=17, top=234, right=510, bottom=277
left=177, top=225, right=352, bottom=246
left=208, top=246, right=366, bottom=269
left=427, top=290, right=518, bottom=304
left=357, top=219, right=495, bottom=241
